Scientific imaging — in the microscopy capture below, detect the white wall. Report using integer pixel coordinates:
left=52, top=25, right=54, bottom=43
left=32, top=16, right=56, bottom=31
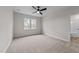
left=0, top=7, right=13, bottom=52
left=71, top=14, right=79, bottom=37
left=43, top=14, right=71, bottom=41
left=13, top=12, right=42, bottom=38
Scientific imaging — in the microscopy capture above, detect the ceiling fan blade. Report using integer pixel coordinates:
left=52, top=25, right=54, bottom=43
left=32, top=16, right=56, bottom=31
left=40, top=12, right=43, bottom=15
left=40, top=8, right=47, bottom=11
left=32, top=6, right=37, bottom=10
left=32, top=11, right=37, bottom=14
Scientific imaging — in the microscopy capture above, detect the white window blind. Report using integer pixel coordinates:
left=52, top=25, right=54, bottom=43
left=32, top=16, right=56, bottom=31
left=24, top=18, right=37, bottom=30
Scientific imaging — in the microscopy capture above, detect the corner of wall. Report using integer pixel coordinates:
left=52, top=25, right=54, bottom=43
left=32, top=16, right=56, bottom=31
left=3, top=38, right=13, bottom=53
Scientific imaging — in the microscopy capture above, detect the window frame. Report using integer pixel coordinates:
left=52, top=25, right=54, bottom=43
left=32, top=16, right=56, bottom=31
left=24, top=17, right=37, bottom=30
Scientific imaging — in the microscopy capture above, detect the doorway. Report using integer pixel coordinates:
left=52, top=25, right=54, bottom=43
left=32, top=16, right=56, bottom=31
left=70, top=14, right=79, bottom=44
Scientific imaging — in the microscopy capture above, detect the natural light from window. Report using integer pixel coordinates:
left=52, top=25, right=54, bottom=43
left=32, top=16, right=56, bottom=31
left=24, top=18, right=37, bottom=30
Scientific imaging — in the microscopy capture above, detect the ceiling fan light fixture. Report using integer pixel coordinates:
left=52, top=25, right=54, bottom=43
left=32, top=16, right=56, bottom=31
left=37, top=11, right=39, bottom=13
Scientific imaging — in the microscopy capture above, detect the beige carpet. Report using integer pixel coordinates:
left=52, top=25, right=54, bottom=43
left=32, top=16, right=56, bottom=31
left=6, top=35, right=79, bottom=53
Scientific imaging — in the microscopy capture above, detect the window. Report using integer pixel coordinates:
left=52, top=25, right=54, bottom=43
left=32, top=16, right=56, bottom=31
left=24, top=18, right=37, bottom=30
left=31, top=19, right=37, bottom=29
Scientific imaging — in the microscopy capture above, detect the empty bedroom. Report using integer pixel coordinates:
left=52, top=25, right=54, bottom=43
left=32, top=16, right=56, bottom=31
left=1, top=6, right=79, bottom=53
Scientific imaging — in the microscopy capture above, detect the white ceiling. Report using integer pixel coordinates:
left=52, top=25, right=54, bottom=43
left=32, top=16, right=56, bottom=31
left=14, top=6, right=79, bottom=17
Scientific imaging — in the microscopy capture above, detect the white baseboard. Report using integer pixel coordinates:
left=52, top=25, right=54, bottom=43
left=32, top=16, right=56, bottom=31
left=45, top=33, right=70, bottom=42
left=71, top=33, right=79, bottom=37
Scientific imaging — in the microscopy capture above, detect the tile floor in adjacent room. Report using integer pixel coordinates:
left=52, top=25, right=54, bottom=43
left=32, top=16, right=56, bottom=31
left=6, top=35, right=79, bottom=53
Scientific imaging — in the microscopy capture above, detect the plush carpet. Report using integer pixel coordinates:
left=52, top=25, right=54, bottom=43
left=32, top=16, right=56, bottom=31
left=6, top=35, right=79, bottom=53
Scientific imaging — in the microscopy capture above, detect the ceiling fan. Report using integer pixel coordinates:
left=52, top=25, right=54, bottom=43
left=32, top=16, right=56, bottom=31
left=32, top=6, right=47, bottom=15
